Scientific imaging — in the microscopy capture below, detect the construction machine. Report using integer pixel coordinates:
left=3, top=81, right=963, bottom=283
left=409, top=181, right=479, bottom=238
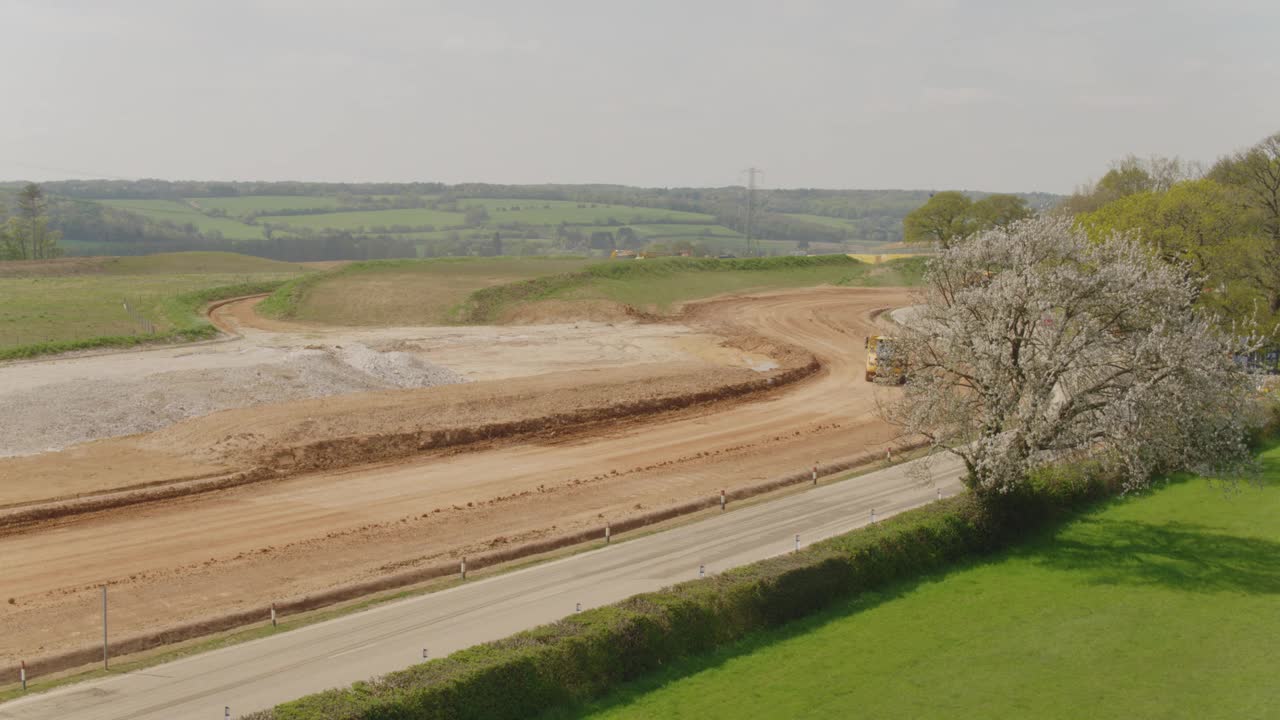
left=864, top=335, right=905, bottom=383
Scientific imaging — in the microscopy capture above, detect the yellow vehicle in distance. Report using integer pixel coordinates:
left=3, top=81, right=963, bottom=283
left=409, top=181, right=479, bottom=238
left=864, top=335, right=905, bottom=383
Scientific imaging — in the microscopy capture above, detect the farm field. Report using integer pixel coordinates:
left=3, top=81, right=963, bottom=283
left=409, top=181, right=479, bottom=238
left=262, top=256, right=596, bottom=325
left=782, top=212, right=862, bottom=231
left=550, top=446, right=1280, bottom=720
left=0, top=252, right=307, bottom=351
left=97, top=199, right=266, bottom=240
left=457, top=198, right=717, bottom=225
left=188, top=195, right=339, bottom=215
left=257, top=207, right=467, bottom=231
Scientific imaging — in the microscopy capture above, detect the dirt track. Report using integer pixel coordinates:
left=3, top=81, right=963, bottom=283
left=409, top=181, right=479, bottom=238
left=0, top=286, right=910, bottom=664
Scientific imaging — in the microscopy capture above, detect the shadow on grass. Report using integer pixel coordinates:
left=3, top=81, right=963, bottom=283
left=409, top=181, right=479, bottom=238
left=1031, top=518, right=1280, bottom=594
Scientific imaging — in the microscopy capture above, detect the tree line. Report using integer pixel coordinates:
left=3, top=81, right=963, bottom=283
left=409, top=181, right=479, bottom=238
left=0, top=183, right=63, bottom=260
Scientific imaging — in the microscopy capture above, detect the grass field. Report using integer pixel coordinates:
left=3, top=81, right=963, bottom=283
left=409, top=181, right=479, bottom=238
left=188, top=195, right=338, bottom=216
left=0, top=252, right=307, bottom=351
left=257, top=207, right=467, bottom=232
left=261, top=256, right=595, bottom=325
left=548, top=446, right=1280, bottom=720
left=781, top=212, right=861, bottom=232
left=97, top=199, right=266, bottom=240
left=458, top=199, right=717, bottom=225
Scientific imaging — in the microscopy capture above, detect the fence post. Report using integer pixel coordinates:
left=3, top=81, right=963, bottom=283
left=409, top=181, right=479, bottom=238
left=102, top=585, right=108, bottom=671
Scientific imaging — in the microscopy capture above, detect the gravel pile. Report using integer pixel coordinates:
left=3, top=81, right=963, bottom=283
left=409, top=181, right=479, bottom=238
left=0, top=344, right=467, bottom=458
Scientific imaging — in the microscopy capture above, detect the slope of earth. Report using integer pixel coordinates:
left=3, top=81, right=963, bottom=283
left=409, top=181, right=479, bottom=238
left=0, top=287, right=910, bottom=665
left=0, top=252, right=307, bottom=352
left=552, top=446, right=1280, bottom=720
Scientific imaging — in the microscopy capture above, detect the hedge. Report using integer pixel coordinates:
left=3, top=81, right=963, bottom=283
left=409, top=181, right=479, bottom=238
left=246, top=463, right=1116, bottom=720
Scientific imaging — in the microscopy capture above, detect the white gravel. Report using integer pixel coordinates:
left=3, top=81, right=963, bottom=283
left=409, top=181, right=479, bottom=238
left=0, top=344, right=466, bottom=458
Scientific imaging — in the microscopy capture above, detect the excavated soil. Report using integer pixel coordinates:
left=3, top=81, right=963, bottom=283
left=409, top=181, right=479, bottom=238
left=0, top=286, right=910, bottom=667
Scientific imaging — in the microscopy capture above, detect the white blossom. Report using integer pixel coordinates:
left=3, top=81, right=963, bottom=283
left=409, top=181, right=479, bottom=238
left=887, top=215, right=1266, bottom=498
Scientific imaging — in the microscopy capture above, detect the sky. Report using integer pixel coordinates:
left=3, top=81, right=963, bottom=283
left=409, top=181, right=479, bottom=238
left=1, top=0, right=1277, bottom=194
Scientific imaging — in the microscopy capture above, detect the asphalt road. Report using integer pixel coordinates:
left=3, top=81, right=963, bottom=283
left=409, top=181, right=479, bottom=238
left=0, top=453, right=965, bottom=720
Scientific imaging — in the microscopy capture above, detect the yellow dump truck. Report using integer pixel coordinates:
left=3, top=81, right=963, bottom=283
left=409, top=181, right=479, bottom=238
left=864, top=335, right=905, bottom=383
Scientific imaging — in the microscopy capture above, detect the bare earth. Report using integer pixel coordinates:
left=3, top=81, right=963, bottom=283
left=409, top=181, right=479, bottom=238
left=0, top=287, right=909, bottom=664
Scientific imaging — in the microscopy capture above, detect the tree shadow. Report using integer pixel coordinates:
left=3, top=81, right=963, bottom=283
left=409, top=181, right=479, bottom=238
left=1025, top=517, right=1280, bottom=595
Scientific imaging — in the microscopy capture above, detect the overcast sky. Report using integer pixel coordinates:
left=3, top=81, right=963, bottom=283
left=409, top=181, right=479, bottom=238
left=2, top=1, right=1277, bottom=193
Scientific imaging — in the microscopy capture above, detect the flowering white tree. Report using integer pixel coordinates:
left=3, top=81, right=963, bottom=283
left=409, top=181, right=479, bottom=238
left=888, top=215, right=1264, bottom=501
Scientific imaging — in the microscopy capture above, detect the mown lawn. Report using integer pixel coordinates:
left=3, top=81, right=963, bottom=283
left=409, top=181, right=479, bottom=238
left=548, top=446, right=1280, bottom=720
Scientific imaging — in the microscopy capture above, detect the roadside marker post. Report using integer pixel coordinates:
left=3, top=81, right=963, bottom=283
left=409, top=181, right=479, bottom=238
left=270, top=602, right=277, bottom=628
left=575, top=602, right=581, bottom=613
left=460, top=557, right=467, bottom=581
left=423, top=648, right=429, bottom=660
left=886, top=447, right=892, bottom=462
left=720, top=489, right=726, bottom=511
left=812, top=463, right=818, bottom=485
left=225, top=706, right=230, bottom=720
left=19, top=661, right=25, bottom=692
left=699, top=564, right=705, bottom=578
left=605, top=523, right=611, bottom=544
left=102, top=585, right=109, bottom=671
left=871, top=508, right=876, bottom=523
left=794, top=534, right=800, bottom=553
left=937, top=488, right=942, bottom=501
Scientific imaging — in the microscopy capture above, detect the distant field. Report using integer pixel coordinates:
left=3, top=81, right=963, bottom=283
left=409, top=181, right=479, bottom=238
left=553, top=448, right=1280, bottom=720
left=258, top=207, right=467, bottom=231
left=97, top=199, right=266, bottom=240
left=0, top=252, right=307, bottom=352
left=261, top=256, right=594, bottom=326
left=781, top=212, right=860, bottom=231
left=188, top=195, right=338, bottom=215
left=458, top=199, right=717, bottom=225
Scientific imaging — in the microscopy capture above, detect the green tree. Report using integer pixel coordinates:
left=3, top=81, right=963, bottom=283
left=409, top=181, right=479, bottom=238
left=615, top=226, right=641, bottom=249
left=3, top=183, right=62, bottom=260
left=464, top=204, right=490, bottom=227
left=971, top=194, right=1032, bottom=229
left=1079, top=179, right=1275, bottom=327
left=903, top=191, right=974, bottom=248
left=1209, top=131, right=1280, bottom=245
